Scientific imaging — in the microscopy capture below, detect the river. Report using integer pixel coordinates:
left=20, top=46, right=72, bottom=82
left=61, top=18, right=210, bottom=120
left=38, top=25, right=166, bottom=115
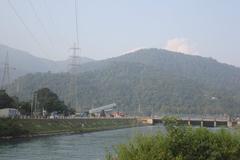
left=0, top=125, right=164, bottom=160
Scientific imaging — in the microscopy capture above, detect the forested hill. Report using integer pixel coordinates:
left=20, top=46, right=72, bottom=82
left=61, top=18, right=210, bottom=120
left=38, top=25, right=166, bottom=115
left=7, top=48, right=240, bottom=115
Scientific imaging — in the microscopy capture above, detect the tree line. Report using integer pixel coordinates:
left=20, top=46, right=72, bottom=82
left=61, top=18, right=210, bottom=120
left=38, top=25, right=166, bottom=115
left=0, top=88, right=73, bottom=116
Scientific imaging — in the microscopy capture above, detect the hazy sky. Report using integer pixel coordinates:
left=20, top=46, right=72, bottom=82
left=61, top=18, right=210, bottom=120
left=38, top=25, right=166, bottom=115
left=0, top=0, right=240, bottom=66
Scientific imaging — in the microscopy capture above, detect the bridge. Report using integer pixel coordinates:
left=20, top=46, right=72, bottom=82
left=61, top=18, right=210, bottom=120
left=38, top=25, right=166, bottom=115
left=138, top=116, right=236, bottom=127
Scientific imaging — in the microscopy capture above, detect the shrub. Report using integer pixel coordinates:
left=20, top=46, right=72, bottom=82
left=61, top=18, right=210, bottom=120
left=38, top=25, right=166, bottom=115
left=107, top=127, right=240, bottom=160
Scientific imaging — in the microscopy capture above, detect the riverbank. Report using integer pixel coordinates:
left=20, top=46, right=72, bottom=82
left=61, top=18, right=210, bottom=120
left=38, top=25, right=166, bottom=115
left=0, top=118, right=141, bottom=140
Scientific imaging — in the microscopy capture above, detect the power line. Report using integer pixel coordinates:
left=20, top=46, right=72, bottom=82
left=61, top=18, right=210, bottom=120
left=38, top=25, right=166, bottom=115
left=8, top=0, right=46, bottom=55
left=43, top=0, right=69, bottom=56
left=43, top=0, right=55, bottom=26
left=27, top=0, right=55, bottom=51
left=43, top=0, right=61, bottom=40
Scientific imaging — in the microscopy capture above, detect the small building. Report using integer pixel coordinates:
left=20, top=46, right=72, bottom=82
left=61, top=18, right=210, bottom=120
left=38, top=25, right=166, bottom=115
left=111, top=112, right=125, bottom=118
left=0, top=108, right=20, bottom=118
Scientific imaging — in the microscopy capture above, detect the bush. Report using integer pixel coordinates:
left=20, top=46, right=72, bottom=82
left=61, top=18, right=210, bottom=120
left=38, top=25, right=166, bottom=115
left=107, top=127, right=240, bottom=160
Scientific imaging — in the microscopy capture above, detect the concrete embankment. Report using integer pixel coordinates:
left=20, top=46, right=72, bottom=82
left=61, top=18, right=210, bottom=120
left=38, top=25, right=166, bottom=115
left=0, top=118, right=141, bottom=139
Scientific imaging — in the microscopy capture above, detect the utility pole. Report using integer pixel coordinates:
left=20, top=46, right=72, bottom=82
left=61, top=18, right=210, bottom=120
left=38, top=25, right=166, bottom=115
left=151, top=107, right=153, bottom=118
left=31, top=92, right=34, bottom=118
left=1, top=52, right=15, bottom=90
left=31, top=91, right=39, bottom=118
left=138, top=104, right=141, bottom=114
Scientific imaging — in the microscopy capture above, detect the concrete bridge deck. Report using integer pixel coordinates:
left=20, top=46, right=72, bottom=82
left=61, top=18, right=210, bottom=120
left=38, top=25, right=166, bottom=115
left=138, top=116, right=235, bottom=127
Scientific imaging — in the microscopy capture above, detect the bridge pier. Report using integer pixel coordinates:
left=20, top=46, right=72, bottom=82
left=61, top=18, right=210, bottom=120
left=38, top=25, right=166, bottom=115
left=201, top=121, right=203, bottom=127
left=214, top=121, right=217, bottom=127
left=188, top=120, right=191, bottom=126
left=227, top=121, right=232, bottom=127
left=138, top=117, right=154, bottom=125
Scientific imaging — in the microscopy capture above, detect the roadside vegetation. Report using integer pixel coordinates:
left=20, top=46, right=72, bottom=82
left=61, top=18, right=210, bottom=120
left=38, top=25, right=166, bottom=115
left=0, top=88, right=74, bottom=116
left=107, top=120, right=240, bottom=160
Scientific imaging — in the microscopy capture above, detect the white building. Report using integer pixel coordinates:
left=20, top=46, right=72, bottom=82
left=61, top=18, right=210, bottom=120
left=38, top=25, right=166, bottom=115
left=0, top=108, right=20, bottom=118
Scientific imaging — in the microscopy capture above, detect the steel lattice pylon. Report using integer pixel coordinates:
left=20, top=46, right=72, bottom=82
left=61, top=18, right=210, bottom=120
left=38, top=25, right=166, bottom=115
left=1, top=53, right=10, bottom=90
left=1, top=52, right=16, bottom=90
left=68, top=43, right=81, bottom=112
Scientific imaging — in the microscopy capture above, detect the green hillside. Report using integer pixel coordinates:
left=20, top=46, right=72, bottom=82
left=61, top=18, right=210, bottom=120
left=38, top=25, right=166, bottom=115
left=7, top=49, right=240, bottom=115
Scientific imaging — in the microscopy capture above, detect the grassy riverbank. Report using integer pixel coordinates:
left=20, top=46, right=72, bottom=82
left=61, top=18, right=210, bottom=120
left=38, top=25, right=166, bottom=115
left=0, top=118, right=139, bottom=139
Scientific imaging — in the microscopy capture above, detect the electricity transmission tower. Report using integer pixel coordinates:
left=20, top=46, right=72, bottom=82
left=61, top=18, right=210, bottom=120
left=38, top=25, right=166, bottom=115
left=68, top=43, right=81, bottom=112
left=68, top=0, right=81, bottom=113
left=1, top=52, right=15, bottom=90
left=69, top=43, right=80, bottom=73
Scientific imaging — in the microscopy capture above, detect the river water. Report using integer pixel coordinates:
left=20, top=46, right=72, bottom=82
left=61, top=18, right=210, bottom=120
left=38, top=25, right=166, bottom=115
left=0, top=125, right=164, bottom=160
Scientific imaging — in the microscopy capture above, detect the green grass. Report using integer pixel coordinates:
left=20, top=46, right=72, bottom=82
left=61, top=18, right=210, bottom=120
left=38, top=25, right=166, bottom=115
left=0, top=119, right=30, bottom=137
left=0, top=118, right=139, bottom=138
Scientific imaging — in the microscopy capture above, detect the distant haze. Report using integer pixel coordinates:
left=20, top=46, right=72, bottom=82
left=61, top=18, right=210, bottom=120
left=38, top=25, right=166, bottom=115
left=0, top=44, right=93, bottom=81
left=0, top=0, right=240, bottom=67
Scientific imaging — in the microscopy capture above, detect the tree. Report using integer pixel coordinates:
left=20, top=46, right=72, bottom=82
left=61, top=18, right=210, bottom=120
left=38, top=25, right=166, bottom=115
left=35, top=88, right=68, bottom=114
left=17, top=101, right=31, bottom=115
left=0, top=90, right=15, bottom=109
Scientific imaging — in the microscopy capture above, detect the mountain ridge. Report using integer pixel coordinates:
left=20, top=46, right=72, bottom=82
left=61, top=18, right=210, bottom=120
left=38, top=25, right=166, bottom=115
left=0, top=44, right=94, bottom=81
left=7, top=48, right=240, bottom=115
